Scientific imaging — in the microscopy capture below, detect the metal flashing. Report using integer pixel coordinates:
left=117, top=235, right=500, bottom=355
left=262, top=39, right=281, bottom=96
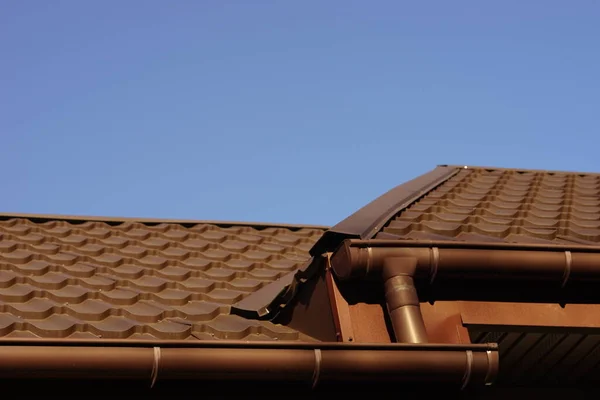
left=231, top=258, right=318, bottom=320
left=309, top=166, right=460, bottom=255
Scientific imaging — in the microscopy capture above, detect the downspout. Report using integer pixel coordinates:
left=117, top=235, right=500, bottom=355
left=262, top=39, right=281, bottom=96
left=0, top=340, right=498, bottom=388
left=329, top=239, right=600, bottom=344
left=382, top=257, right=428, bottom=343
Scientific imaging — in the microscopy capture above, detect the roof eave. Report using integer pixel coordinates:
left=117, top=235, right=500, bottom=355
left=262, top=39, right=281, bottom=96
left=0, top=339, right=498, bottom=389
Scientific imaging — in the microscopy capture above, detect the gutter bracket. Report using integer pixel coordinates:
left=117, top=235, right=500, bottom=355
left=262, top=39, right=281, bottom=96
left=559, top=251, right=572, bottom=308
left=460, top=350, right=473, bottom=390
left=150, top=346, right=161, bottom=388
left=312, top=348, right=322, bottom=389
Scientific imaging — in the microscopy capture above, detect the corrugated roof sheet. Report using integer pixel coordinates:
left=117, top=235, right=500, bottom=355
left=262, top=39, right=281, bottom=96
left=378, top=167, right=600, bottom=245
left=0, top=215, right=325, bottom=341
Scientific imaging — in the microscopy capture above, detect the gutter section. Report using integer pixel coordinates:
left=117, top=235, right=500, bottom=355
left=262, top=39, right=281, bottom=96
left=0, top=341, right=498, bottom=389
left=331, top=239, right=600, bottom=289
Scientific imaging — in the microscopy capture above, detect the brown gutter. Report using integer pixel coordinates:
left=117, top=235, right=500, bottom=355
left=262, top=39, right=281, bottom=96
left=329, top=239, right=600, bottom=343
left=331, top=239, right=600, bottom=284
left=338, top=238, right=600, bottom=253
left=0, top=340, right=498, bottom=389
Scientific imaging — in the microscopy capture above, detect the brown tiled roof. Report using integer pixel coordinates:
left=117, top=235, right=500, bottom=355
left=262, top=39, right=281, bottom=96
left=0, top=214, right=325, bottom=341
left=378, top=166, right=600, bottom=245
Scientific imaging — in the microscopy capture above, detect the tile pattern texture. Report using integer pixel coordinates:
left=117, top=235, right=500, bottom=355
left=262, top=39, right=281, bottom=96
left=0, top=216, right=324, bottom=340
left=380, top=168, right=600, bottom=245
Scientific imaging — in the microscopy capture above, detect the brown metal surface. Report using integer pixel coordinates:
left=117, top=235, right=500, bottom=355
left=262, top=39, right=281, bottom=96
left=383, top=271, right=428, bottom=343
left=460, top=302, right=600, bottom=328
left=348, top=302, right=392, bottom=344
left=420, top=302, right=470, bottom=344
left=325, top=269, right=355, bottom=342
left=380, top=167, right=600, bottom=246
left=275, top=262, right=338, bottom=342
left=386, top=304, right=428, bottom=343
left=328, top=236, right=600, bottom=374
left=422, top=299, right=600, bottom=384
left=344, top=237, right=600, bottom=252
left=326, top=254, right=393, bottom=343
left=441, top=164, right=600, bottom=176
left=0, top=212, right=329, bottom=231
left=0, top=343, right=498, bottom=388
left=420, top=301, right=600, bottom=341
left=232, top=269, right=298, bottom=318
left=0, top=337, right=497, bottom=350
left=0, top=215, right=324, bottom=340
left=331, top=241, right=600, bottom=302
left=310, top=166, right=458, bottom=255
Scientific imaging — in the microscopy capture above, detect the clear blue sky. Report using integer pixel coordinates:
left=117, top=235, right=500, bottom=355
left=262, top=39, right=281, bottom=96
left=2, top=2, right=599, bottom=226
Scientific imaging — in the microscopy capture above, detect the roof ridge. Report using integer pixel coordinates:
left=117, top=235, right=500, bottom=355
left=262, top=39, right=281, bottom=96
left=0, top=212, right=329, bottom=231
left=440, top=164, right=600, bottom=176
left=310, top=166, right=459, bottom=255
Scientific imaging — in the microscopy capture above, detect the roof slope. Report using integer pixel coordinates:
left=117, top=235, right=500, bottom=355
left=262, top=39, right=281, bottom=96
left=312, top=165, right=600, bottom=255
left=0, top=214, right=325, bottom=341
left=380, top=166, right=600, bottom=245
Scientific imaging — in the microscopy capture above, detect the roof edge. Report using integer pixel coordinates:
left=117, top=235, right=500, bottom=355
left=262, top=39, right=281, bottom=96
left=0, top=341, right=498, bottom=388
left=0, top=337, right=497, bottom=349
left=441, top=164, right=600, bottom=176
left=309, top=166, right=460, bottom=255
left=0, top=212, right=329, bottom=231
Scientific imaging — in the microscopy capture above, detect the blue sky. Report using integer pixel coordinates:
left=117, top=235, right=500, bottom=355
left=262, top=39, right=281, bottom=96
left=2, top=1, right=599, bottom=226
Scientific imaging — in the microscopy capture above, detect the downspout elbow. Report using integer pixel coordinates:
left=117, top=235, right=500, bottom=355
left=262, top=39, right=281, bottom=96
left=383, top=258, right=428, bottom=343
